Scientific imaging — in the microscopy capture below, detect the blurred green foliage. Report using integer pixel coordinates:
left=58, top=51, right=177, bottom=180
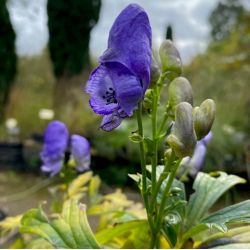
left=0, top=0, right=16, bottom=123
left=185, top=8, right=250, bottom=173
left=209, top=0, right=244, bottom=41
left=47, top=0, right=101, bottom=77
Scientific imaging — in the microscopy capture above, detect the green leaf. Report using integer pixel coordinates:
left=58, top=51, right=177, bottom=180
left=128, top=173, right=151, bottom=192
left=162, top=223, right=177, bottom=248
left=95, top=220, right=148, bottom=246
left=21, top=209, right=70, bottom=248
left=202, top=200, right=250, bottom=227
left=122, top=223, right=151, bottom=248
left=196, top=225, right=250, bottom=249
left=88, top=175, right=101, bottom=204
left=20, top=200, right=100, bottom=249
left=154, top=165, right=186, bottom=217
left=185, top=172, right=245, bottom=229
left=26, top=238, right=54, bottom=249
left=65, top=171, right=93, bottom=200
left=211, top=243, right=250, bottom=249
left=0, top=214, right=22, bottom=234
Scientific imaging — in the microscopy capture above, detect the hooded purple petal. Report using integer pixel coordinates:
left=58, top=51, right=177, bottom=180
left=86, top=4, right=152, bottom=131
left=107, top=63, right=143, bottom=116
left=100, top=4, right=152, bottom=90
left=40, top=121, right=69, bottom=176
left=71, top=135, right=91, bottom=172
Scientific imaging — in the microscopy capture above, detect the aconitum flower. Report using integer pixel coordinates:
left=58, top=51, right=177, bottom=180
left=181, top=132, right=213, bottom=178
left=40, top=121, right=69, bottom=176
left=40, top=121, right=91, bottom=176
left=71, top=135, right=90, bottom=172
left=86, top=4, right=152, bottom=131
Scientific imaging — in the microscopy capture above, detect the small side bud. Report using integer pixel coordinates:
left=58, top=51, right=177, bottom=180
left=193, top=99, right=216, bottom=140
left=164, top=148, right=172, bottom=162
left=159, top=40, right=182, bottom=81
left=150, top=56, right=161, bottom=84
left=129, top=133, right=143, bottom=143
left=168, top=77, right=193, bottom=110
left=166, top=102, right=196, bottom=158
left=143, top=89, right=154, bottom=110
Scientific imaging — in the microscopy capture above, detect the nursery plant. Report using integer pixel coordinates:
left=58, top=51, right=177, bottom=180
left=1, top=3, right=250, bottom=249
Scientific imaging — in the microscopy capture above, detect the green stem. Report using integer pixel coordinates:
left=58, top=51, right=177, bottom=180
left=154, top=157, right=182, bottom=247
left=150, top=86, right=159, bottom=207
left=150, top=153, right=174, bottom=213
left=136, top=102, right=155, bottom=238
left=136, top=103, right=149, bottom=211
left=149, top=74, right=169, bottom=248
left=150, top=74, right=165, bottom=206
left=158, top=112, right=168, bottom=136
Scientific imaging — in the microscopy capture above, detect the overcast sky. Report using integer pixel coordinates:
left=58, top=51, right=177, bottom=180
left=6, top=0, right=250, bottom=64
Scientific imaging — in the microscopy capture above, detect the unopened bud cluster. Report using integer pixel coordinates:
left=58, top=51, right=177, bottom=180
left=158, top=40, right=216, bottom=158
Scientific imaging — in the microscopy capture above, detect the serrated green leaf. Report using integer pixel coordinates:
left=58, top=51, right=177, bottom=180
left=20, top=200, right=100, bottom=249
left=79, top=203, right=101, bottom=249
left=21, top=217, right=70, bottom=248
left=65, top=200, right=100, bottom=249
left=185, top=172, right=245, bottom=229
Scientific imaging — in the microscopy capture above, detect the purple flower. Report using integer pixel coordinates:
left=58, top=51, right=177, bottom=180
left=40, top=121, right=69, bottom=176
left=182, top=132, right=213, bottom=178
left=71, top=135, right=91, bottom=172
left=40, top=121, right=91, bottom=176
left=86, top=4, right=152, bottom=131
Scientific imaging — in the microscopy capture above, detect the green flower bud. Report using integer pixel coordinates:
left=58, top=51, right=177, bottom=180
left=150, top=56, right=161, bottom=84
left=193, top=99, right=216, bottom=140
left=164, top=148, right=172, bottom=162
left=129, top=133, right=143, bottom=143
left=166, top=102, right=196, bottom=158
left=143, top=89, right=154, bottom=110
left=159, top=40, right=182, bottom=81
left=168, top=77, right=193, bottom=110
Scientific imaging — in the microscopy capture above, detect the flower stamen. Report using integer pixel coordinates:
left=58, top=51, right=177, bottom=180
left=102, top=87, right=117, bottom=104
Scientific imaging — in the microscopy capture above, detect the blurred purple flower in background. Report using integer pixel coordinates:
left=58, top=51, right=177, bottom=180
left=40, top=121, right=91, bottom=176
left=40, top=121, right=69, bottom=176
left=181, top=131, right=213, bottom=178
left=71, top=135, right=90, bottom=172
left=86, top=4, right=152, bottom=131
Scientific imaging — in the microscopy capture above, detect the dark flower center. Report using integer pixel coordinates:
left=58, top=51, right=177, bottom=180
left=102, top=87, right=118, bottom=105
